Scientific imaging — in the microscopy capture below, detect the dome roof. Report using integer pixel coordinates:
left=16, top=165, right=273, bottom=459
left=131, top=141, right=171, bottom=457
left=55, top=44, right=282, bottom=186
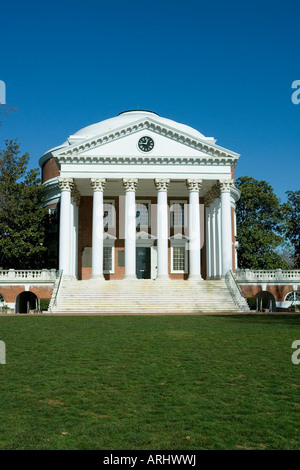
left=69, top=110, right=212, bottom=143
left=40, top=110, right=215, bottom=167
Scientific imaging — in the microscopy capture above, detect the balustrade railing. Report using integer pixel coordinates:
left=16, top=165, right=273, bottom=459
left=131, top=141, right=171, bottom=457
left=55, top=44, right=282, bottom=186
left=0, top=269, right=58, bottom=282
left=235, top=269, right=300, bottom=282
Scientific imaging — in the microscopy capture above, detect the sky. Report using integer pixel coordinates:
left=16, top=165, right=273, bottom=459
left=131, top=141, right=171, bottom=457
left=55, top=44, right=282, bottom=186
left=0, top=0, right=299, bottom=202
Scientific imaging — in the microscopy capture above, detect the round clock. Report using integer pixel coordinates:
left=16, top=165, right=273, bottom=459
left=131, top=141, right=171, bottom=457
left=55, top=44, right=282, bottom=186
left=138, top=136, right=154, bottom=152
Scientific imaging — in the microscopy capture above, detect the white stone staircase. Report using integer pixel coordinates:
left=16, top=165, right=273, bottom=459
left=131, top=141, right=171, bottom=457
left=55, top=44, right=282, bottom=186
left=49, top=278, right=249, bottom=314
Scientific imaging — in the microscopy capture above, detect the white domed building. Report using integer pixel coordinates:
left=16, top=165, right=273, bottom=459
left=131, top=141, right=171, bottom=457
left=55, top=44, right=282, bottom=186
left=40, top=110, right=246, bottom=313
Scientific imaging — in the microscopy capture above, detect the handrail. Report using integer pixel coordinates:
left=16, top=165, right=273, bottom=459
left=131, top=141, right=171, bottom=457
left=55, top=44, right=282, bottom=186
left=48, top=270, right=63, bottom=312
left=225, top=270, right=250, bottom=312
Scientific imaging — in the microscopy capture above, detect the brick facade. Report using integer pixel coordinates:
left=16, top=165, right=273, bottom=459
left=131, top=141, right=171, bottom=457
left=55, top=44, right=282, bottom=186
left=0, top=285, right=53, bottom=303
left=240, top=284, right=300, bottom=302
left=42, top=157, right=60, bottom=183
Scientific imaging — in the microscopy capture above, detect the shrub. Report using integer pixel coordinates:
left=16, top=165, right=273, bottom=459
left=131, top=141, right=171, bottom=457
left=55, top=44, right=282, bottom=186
left=247, top=297, right=257, bottom=310
left=40, top=298, right=50, bottom=311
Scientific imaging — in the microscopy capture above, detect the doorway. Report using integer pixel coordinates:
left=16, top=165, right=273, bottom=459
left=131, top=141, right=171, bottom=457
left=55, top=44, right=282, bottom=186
left=136, top=247, right=151, bottom=279
left=15, top=292, right=39, bottom=314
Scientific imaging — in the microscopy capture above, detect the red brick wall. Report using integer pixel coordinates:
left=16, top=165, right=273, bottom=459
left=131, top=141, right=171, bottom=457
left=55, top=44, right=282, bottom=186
left=0, top=285, right=53, bottom=303
left=231, top=165, right=235, bottom=181
left=240, top=284, right=300, bottom=302
left=42, top=157, right=60, bottom=183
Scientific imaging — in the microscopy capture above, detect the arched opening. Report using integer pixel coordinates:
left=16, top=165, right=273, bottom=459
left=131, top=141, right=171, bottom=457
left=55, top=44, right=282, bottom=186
left=15, top=292, right=39, bottom=314
left=285, top=291, right=300, bottom=308
left=255, top=291, right=276, bottom=312
left=0, top=293, right=6, bottom=312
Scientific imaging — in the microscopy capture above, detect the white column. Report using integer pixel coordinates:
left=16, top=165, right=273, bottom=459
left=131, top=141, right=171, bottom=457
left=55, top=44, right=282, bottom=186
left=123, top=178, right=138, bottom=280
left=210, top=202, right=216, bottom=279
left=205, top=201, right=211, bottom=279
left=91, top=178, right=106, bottom=280
left=154, top=179, right=170, bottom=280
left=73, top=189, right=81, bottom=279
left=58, top=177, right=74, bottom=277
left=186, top=179, right=202, bottom=280
left=220, top=179, right=233, bottom=277
left=69, top=194, right=75, bottom=276
left=216, top=198, right=222, bottom=279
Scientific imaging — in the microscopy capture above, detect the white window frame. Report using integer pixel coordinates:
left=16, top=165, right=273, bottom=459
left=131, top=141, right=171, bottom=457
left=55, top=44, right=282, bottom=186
left=136, top=200, right=151, bottom=228
left=103, top=199, right=116, bottom=229
left=170, top=238, right=188, bottom=274
left=170, top=200, right=187, bottom=228
left=103, top=236, right=116, bottom=274
left=285, top=291, right=300, bottom=304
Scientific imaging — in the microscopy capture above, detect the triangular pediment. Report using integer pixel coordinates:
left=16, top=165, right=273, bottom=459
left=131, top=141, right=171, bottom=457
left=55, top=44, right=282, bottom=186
left=52, top=116, right=239, bottom=166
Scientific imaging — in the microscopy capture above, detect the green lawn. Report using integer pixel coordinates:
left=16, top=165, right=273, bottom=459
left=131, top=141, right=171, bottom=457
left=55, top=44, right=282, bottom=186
left=0, top=314, right=300, bottom=450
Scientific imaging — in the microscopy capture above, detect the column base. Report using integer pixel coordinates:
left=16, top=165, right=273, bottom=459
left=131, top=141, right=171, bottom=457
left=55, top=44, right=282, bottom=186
left=90, top=274, right=105, bottom=281
left=188, top=275, right=203, bottom=281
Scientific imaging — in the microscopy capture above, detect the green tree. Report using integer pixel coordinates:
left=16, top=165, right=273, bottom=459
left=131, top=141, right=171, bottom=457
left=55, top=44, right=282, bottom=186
left=283, top=190, right=300, bottom=268
left=235, top=176, right=289, bottom=269
left=0, top=140, right=48, bottom=269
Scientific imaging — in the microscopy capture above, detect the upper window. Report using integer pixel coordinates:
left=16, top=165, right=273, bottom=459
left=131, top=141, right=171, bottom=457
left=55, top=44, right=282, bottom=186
left=136, top=201, right=150, bottom=227
left=104, top=200, right=115, bottom=228
left=170, top=201, right=186, bottom=227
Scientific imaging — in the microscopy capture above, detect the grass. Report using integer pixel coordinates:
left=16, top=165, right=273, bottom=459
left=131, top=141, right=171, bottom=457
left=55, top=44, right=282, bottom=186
left=0, top=314, right=300, bottom=450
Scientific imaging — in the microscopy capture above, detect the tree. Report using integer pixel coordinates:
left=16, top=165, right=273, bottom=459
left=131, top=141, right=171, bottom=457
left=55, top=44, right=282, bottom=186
left=283, top=190, right=300, bottom=268
left=0, top=140, right=48, bottom=269
left=235, top=176, right=289, bottom=270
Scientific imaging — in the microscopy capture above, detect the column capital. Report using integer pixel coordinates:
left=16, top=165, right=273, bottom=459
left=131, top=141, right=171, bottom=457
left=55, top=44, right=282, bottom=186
left=91, top=178, right=106, bottom=192
left=219, top=179, right=234, bottom=193
left=58, top=177, right=74, bottom=192
left=123, top=178, right=138, bottom=192
left=154, top=178, right=170, bottom=192
left=186, top=179, right=202, bottom=192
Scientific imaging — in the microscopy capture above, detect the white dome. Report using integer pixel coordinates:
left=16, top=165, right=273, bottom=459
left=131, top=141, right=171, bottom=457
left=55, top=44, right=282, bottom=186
left=68, top=110, right=213, bottom=143
left=40, top=110, right=215, bottom=167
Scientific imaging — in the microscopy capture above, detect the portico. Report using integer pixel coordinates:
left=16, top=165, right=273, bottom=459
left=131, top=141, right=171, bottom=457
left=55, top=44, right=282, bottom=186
left=40, top=110, right=241, bottom=282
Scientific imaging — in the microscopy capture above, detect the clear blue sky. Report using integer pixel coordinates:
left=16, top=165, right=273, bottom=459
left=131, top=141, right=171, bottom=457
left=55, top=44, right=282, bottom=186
left=1, top=0, right=299, bottom=202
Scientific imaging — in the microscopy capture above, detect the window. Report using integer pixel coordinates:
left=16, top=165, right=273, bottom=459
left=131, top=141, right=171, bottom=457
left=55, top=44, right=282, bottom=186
left=173, top=246, right=185, bottom=271
left=103, top=247, right=113, bottom=273
left=103, top=200, right=115, bottom=228
left=103, top=233, right=116, bottom=274
left=170, top=236, right=188, bottom=273
left=170, top=201, right=186, bottom=227
left=285, top=291, right=300, bottom=303
left=136, top=201, right=150, bottom=227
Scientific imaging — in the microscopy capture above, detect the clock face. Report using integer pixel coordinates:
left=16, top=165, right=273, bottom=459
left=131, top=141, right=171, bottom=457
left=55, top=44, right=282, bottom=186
left=138, top=136, right=154, bottom=152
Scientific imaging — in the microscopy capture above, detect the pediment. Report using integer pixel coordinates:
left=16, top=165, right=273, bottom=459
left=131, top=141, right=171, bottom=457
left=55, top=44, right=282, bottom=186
left=52, top=116, right=239, bottom=166
left=136, top=230, right=157, bottom=240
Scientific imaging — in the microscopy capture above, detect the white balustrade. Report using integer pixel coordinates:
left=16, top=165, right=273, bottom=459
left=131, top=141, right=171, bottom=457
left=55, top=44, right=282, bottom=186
left=235, top=269, right=300, bottom=282
left=0, top=269, right=57, bottom=282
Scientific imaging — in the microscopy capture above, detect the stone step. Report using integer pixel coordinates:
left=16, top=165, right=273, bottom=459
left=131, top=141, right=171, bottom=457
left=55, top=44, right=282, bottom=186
left=50, top=278, right=247, bottom=314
